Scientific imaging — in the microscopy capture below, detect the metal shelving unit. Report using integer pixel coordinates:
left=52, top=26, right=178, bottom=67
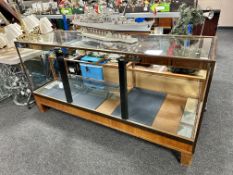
left=36, top=12, right=180, bottom=20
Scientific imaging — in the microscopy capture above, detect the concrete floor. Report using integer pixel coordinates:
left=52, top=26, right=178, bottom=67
left=0, top=29, right=232, bottom=175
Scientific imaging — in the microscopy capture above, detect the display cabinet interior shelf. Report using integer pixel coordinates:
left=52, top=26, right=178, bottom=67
left=15, top=31, right=216, bottom=166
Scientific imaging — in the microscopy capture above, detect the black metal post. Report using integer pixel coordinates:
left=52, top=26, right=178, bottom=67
left=118, top=58, right=128, bottom=120
left=55, top=48, right=73, bottom=103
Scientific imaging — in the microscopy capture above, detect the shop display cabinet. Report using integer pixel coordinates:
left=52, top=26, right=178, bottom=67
left=15, top=30, right=216, bottom=166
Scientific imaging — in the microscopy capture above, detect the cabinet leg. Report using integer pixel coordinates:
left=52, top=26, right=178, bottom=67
left=36, top=102, right=48, bottom=112
left=180, top=152, right=193, bottom=166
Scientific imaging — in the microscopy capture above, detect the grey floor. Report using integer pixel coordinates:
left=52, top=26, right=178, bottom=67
left=0, top=29, right=232, bottom=175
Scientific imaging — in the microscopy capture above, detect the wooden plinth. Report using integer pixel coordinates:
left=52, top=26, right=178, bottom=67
left=34, top=94, right=194, bottom=166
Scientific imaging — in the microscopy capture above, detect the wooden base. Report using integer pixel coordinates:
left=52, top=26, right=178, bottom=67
left=181, top=152, right=193, bottom=166
left=36, top=100, right=48, bottom=112
left=34, top=94, right=194, bottom=166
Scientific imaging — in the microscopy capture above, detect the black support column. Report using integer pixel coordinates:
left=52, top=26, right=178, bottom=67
left=55, top=48, right=73, bottom=103
left=118, top=58, right=128, bottom=120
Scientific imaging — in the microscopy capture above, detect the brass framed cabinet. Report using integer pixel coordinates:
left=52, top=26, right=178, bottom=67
left=15, top=30, right=216, bottom=166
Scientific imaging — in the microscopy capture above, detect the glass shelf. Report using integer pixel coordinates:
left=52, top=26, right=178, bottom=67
left=17, top=30, right=213, bottom=60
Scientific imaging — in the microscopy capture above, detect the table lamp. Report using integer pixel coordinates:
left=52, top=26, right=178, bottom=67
left=4, top=23, right=23, bottom=47
left=200, top=10, right=214, bottom=36
left=0, top=33, right=8, bottom=48
left=22, top=15, right=40, bottom=33
left=39, top=17, right=53, bottom=34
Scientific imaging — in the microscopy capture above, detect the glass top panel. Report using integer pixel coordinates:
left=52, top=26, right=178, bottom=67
left=18, top=30, right=213, bottom=60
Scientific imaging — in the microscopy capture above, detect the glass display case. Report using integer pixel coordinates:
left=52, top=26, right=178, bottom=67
left=15, top=30, right=216, bottom=166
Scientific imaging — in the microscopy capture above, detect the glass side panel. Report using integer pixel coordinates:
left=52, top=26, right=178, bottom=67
left=123, top=64, right=203, bottom=139
left=35, top=80, right=66, bottom=102
left=68, top=74, right=121, bottom=115
left=18, top=48, right=54, bottom=90
left=18, top=30, right=213, bottom=60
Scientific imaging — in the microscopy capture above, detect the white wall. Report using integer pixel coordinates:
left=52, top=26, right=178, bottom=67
left=218, top=0, right=233, bottom=27
left=198, top=0, right=221, bottom=9
left=198, top=0, right=233, bottom=27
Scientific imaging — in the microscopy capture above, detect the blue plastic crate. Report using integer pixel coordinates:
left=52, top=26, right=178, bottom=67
left=81, top=56, right=102, bottom=62
left=80, top=64, right=103, bottom=80
left=80, top=56, right=105, bottom=89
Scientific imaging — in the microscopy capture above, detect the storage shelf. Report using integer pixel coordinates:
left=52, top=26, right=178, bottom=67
left=125, top=12, right=180, bottom=18
left=36, top=14, right=73, bottom=19
left=130, top=65, right=207, bottom=81
left=36, top=12, right=180, bottom=20
left=104, top=62, right=207, bottom=81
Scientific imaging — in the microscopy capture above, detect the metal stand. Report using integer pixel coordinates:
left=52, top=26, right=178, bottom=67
left=118, top=58, right=128, bottom=120
left=55, top=49, right=73, bottom=103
